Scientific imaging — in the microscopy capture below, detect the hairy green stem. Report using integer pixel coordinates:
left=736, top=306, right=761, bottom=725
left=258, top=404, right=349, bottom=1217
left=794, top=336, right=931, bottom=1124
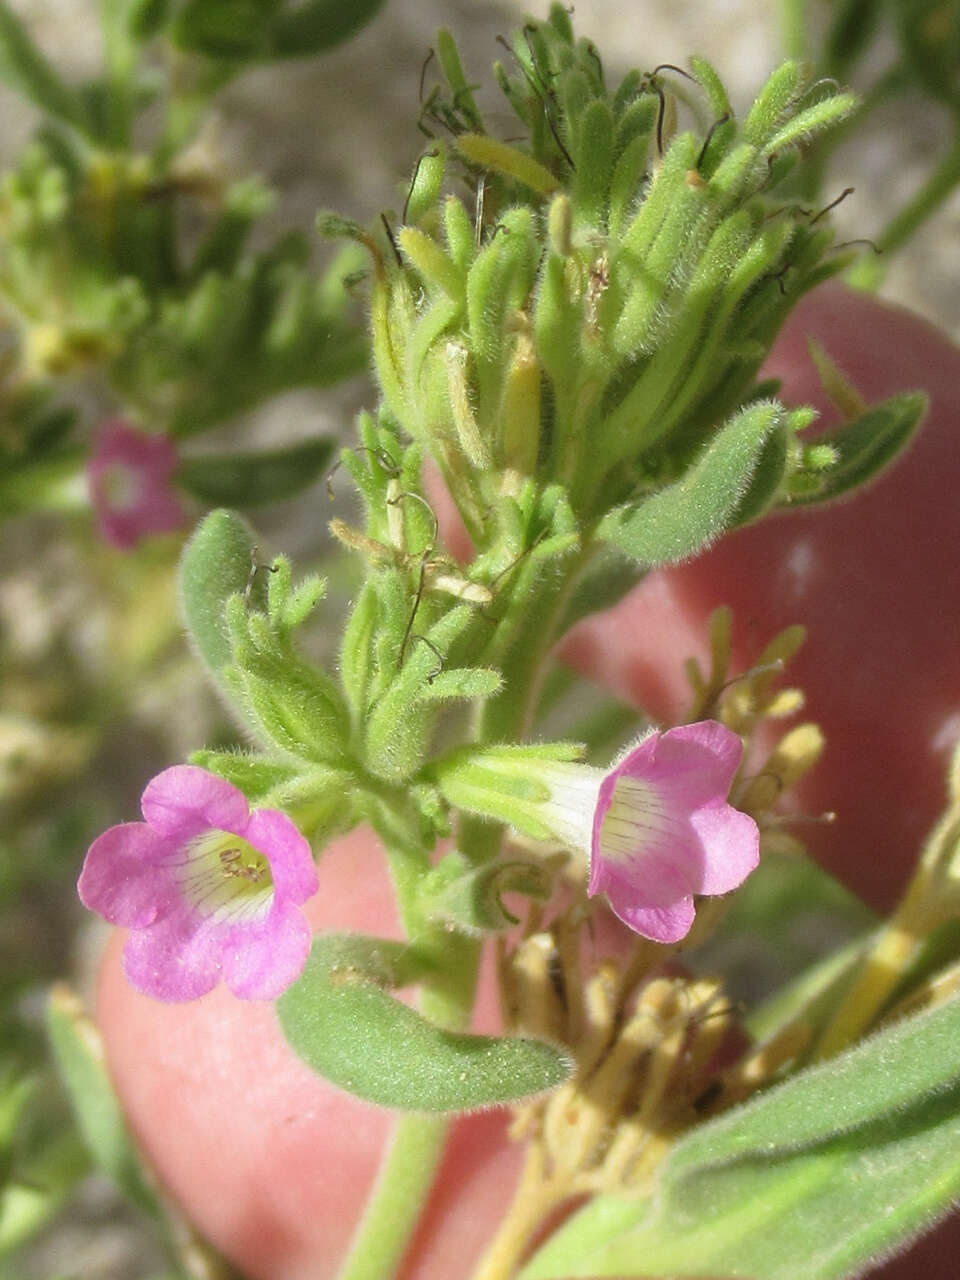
left=337, top=535, right=591, bottom=1278
left=335, top=801, right=480, bottom=1280
left=335, top=1112, right=449, bottom=1280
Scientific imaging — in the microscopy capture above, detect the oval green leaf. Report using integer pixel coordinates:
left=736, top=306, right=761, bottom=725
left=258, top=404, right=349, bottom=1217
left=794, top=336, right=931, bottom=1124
left=277, top=934, right=572, bottom=1112
left=177, top=437, right=335, bottom=507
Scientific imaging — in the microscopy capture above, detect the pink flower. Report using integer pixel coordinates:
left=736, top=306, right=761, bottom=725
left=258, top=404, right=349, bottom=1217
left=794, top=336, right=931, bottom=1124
left=588, top=721, right=759, bottom=943
left=78, top=766, right=318, bottom=1002
left=86, top=420, right=185, bottom=549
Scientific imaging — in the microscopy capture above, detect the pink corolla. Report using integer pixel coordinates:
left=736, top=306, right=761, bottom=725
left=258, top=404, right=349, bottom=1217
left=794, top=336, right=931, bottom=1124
left=587, top=720, right=759, bottom=943
left=439, top=720, right=760, bottom=944
left=78, top=766, right=318, bottom=1002
left=86, top=420, right=185, bottom=549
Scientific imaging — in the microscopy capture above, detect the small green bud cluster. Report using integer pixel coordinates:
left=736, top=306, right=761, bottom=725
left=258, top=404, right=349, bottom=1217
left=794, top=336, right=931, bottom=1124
left=356, top=5, right=868, bottom=566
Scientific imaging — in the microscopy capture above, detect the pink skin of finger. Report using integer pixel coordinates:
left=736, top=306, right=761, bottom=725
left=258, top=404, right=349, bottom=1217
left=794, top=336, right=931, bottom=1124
left=96, top=285, right=960, bottom=1279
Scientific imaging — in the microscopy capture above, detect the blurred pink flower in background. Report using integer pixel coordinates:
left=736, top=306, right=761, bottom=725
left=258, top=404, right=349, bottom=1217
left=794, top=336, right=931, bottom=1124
left=86, top=419, right=185, bottom=549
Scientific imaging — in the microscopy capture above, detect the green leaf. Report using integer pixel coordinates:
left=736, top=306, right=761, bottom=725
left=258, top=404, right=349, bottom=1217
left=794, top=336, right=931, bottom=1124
left=422, top=850, right=552, bottom=933
left=597, top=402, right=783, bottom=566
left=46, top=986, right=159, bottom=1217
left=730, top=420, right=789, bottom=526
left=179, top=509, right=267, bottom=678
left=522, top=992, right=960, bottom=1279
left=268, top=0, right=386, bottom=59
left=277, top=934, right=572, bottom=1112
left=172, top=0, right=385, bottom=61
left=823, top=0, right=884, bottom=77
left=785, top=392, right=927, bottom=506
left=0, top=2, right=85, bottom=127
left=177, top=437, right=335, bottom=507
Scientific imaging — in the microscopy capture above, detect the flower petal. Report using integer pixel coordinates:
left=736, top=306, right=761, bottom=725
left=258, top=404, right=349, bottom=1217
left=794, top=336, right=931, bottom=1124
left=121, top=912, right=225, bottom=1002
left=142, top=766, right=249, bottom=841
left=87, top=422, right=184, bottom=549
left=243, top=809, right=318, bottom=903
left=78, top=823, right=179, bottom=927
left=99, top=492, right=184, bottom=549
left=592, top=849, right=693, bottom=910
left=634, top=721, right=743, bottom=809
left=689, top=803, right=760, bottom=895
left=220, top=903, right=312, bottom=1000
left=608, top=891, right=696, bottom=944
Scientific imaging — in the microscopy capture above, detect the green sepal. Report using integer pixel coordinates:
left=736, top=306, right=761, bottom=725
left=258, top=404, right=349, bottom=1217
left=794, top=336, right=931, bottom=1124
left=339, top=580, right=378, bottom=722
left=277, top=934, right=572, bottom=1111
left=363, top=604, right=479, bottom=783
left=455, top=134, right=559, bottom=196
left=179, top=509, right=267, bottom=680
left=267, top=555, right=327, bottom=632
left=435, top=27, right=483, bottom=131
left=570, top=98, right=615, bottom=229
left=188, top=748, right=300, bottom=801
left=177, top=437, right=336, bottom=507
left=763, top=92, right=858, bottom=154
left=414, top=667, right=503, bottom=702
left=742, top=61, right=806, bottom=147
left=783, top=392, right=928, bottom=506
left=404, top=146, right=446, bottom=228
left=521, top=991, right=960, bottom=1279
left=690, top=55, right=732, bottom=122
left=433, top=742, right=586, bottom=845
left=397, top=226, right=464, bottom=301
left=597, top=401, right=784, bottom=566
left=46, top=986, right=159, bottom=1218
left=443, top=195, right=477, bottom=271
left=421, top=850, right=552, bottom=934
left=226, top=601, right=350, bottom=766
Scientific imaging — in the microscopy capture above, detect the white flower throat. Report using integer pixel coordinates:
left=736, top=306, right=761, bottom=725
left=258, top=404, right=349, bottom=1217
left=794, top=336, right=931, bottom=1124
left=178, top=829, right=274, bottom=922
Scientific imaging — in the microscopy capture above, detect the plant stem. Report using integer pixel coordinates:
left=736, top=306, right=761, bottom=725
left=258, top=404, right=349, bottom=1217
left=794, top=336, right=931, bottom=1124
left=848, top=136, right=960, bottom=289
left=777, top=0, right=808, bottom=62
left=812, top=810, right=960, bottom=1059
left=336, top=1112, right=449, bottom=1280
left=469, top=1145, right=560, bottom=1280
left=810, top=915, right=923, bottom=1060
left=335, top=804, right=480, bottom=1280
